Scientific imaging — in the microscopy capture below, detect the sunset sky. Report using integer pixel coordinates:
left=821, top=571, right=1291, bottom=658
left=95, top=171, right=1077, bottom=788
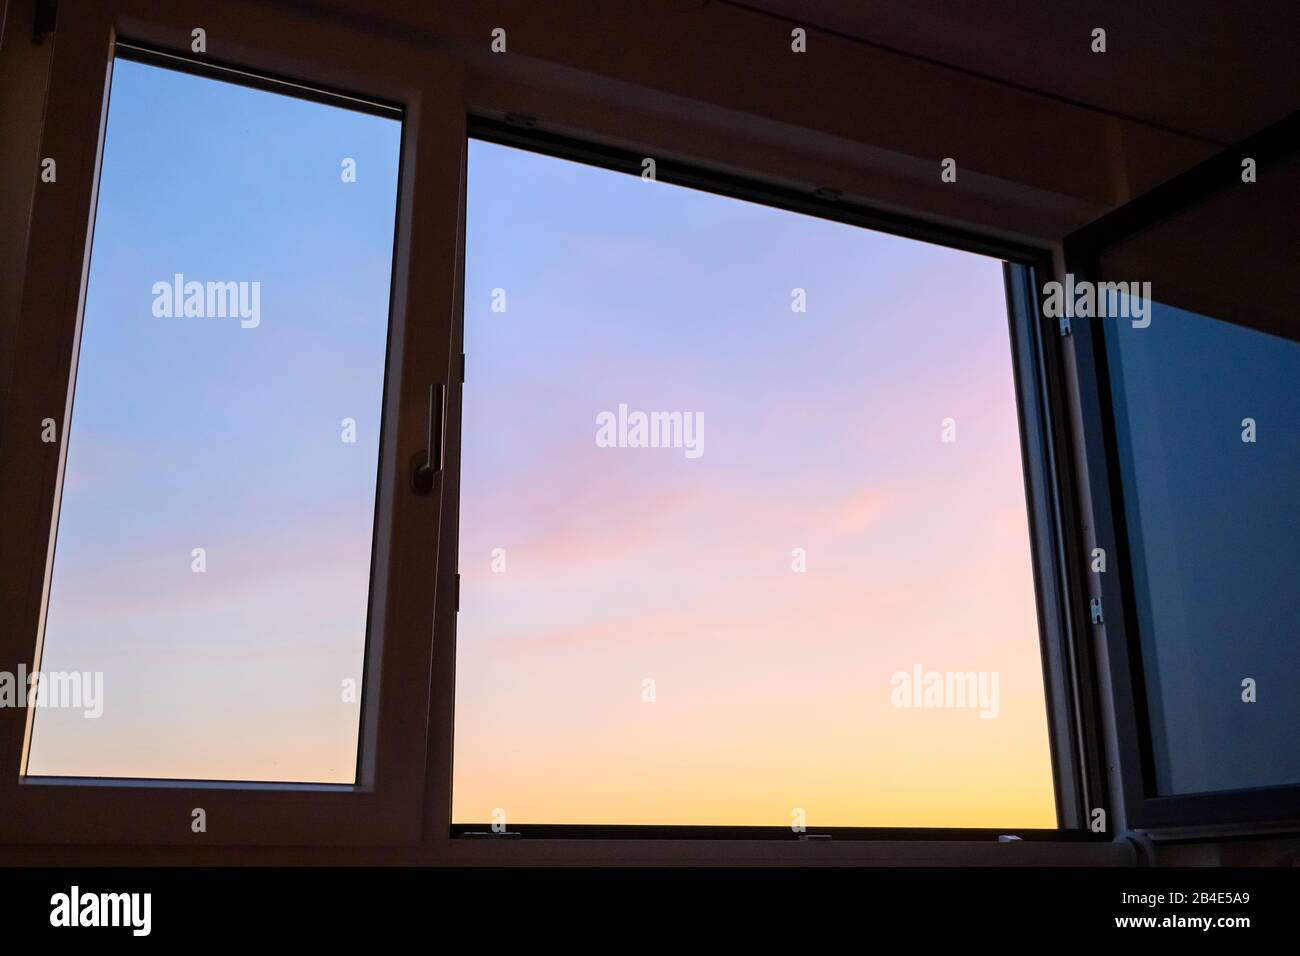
left=452, top=140, right=1055, bottom=827
left=26, top=59, right=399, bottom=783
left=27, top=58, right=1055, bottom=826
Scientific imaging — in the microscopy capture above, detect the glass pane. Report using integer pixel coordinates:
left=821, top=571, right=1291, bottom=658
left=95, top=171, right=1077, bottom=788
left=25, top=56, right=402, bottom=784
left=1105, top=304, right=1300, bottom=795
left=452, top=140, right=1055, bottom=828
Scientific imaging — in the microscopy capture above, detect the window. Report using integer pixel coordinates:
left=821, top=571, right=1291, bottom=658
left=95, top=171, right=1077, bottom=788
left=451, top=136, right=1058, bottom=830
left=1066, top=120, right=1300, bottom=827
left=22, top=55, right=402, bottom=784
left=1105, top=304, right=1300, bottom=795
left=1, top=12, right=464, bottom=846
left=3, top=0, right=1106, bottom=857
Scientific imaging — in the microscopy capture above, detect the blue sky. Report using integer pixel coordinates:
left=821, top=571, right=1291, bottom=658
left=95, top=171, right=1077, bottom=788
left=29, top=59, right=401, bottom=782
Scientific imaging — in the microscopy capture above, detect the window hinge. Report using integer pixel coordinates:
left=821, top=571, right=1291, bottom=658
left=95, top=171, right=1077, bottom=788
left=503, top=112, right=537, bottom=129
left=798, top=833, right=832, bottom=842
left=460, top=831, right=522, bottom=839
left=454, top=572, right=460, bottom=613
left=459, top=352, right=465, bottom=383
left=1089, top=597, right=1104, bottom=625
left=1059, top=315, right=1072, bottom=337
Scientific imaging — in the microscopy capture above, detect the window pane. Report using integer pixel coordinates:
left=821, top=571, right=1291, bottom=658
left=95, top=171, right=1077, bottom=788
left=25, top=57, right=402, bottom=784
left=1105, top=304, right=1300, bottom=795
left=452, top=140, right=1055, bottom=827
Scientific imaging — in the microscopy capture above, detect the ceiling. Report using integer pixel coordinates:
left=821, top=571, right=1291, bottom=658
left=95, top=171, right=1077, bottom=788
left=729, top=0, right=1300, bottom=146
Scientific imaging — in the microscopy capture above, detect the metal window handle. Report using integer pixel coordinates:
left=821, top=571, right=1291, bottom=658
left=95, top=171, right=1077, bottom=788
left=411, top=383, right=445, bottom=495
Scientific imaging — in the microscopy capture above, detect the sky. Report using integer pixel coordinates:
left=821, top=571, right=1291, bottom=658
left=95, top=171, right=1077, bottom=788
left=27, top=57, right=1056, bottom=825
left=452, top=140, right=1056, bottom=827
left=26, top=58, right=400, bottom=783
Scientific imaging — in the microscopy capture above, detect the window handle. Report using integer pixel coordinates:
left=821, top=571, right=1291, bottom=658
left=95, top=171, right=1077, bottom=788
left=410, top=383, right=445, bottom=495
